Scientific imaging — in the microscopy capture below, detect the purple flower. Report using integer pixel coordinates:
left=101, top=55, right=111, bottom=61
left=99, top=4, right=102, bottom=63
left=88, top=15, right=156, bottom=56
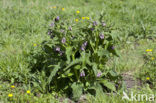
left=60, top=29, right=65, bottom=33
left=55, top=16, right=59, bottom=22
left=97, top=72, right=102, bottom=77
left=59, top=51, right=64, bottom=56
left=93, top=21, right=98, bottom=26
left=90, top=28, right=94, bottom=31
left=112, top=46, right=115, bottom=50
left=102, top=22, right=106, bottom=27
left=84, top=41, right=88, bottom=46
left=68, top=26, right=72, bottom=31
left=56, top=47, right=60, bottom=52
left=47, top=29, right=52, bottom=35
left=48, top=31, right=51, bottom=35
left=61, top=37, right=66, bottom=44
left=50, top=22, right=54, bottom=27
left=80, top=71, right=85, bottom=77
left=99, top=33, right=104, bottom=39
left=81, top=41, right=88, bottom=51
left=81, top=46, right=85, bottom=51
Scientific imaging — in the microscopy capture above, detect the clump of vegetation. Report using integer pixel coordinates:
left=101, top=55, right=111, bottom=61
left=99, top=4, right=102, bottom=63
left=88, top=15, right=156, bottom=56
left=139, top=48, right=156, bottom=88
left=30, top=13, right=122, bottom=100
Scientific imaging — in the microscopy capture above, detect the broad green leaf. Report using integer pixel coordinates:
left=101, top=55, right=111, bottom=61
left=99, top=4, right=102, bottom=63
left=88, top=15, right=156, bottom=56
left=65, top=47, right=73, bottom=64
left=92, top=63, right=98, bottom=76
left=110, top=30, right=119, bottom=40
left=97, top=46, right=109, bottom=57
left=101, top=80, right=116, bottom=91
left=64, top=59, right=81, bottom=71
left=109, top=70, right=118, bottom=77
left=71, top=82, right=83, bottom=101
left=74, top=65, right=81, bottom=70
left=43, top=45, right=53, bottom=54
left=48, top=63, right=60, bottom=84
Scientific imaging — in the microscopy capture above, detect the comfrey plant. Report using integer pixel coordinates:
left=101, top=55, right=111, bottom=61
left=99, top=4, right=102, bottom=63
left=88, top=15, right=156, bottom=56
left=33, top=14, right=121, bottom=100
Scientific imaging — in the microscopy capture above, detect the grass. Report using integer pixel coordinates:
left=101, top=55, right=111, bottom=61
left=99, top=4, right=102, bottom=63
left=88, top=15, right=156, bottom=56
left=0, top=0, right=156, bottom=102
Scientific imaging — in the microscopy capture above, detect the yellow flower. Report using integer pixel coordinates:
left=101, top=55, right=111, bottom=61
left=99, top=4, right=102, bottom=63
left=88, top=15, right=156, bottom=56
left=53, top=6, right=56, bottom=9
left=76, top=10, right=80, bottom=14
left=75, top=19, right=79, bottom=22
left=146, top=49, right=152, bottom=52
left=62, top=8, right=65, bottom=11
left=151, top=57, right=155, bottom=60
left=146, top=77, right=150, bottom=80
left=27, top=90, right=31, bottom=94
left=11, top=85, right=15, bottom=89
left=8, top=93, right=13, bottom=97
left=33, top=44, right=37, bottom=47
left=85, top=17, right=90, bottom=20
left=82, top=17, right=85, bottom=20
left=50, top=6, right=56, bottom=9
left=149, top=49, right=152, bottom=52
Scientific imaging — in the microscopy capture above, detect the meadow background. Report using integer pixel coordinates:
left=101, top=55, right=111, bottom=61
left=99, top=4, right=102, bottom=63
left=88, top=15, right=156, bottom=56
left=0, top=0, right=156, bottom=102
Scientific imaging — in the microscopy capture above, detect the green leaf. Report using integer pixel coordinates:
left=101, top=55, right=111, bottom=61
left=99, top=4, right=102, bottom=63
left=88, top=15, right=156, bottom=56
left=97, top=46, right=109, bottom=57
left=64, top=59, right=81, bottom=71
left=65, top=46, right=73, bottom=64
left=61, top=72, right=74, bottom=78
left=43, top=44, right=53, bottom=54
left=110, top=30, right=119, bottom=40
left=48, top=63, right=60, bottom=84
left=67, top=73, right=74, bottom=77
left=71, top=82, right=83, bottom=101
left=101, top=80, right=116, bottom=91
left=74, top=65, right=81, bottom=70
left=81, top=52, right=91, bottom=66
left=87, top=84, right=103, bottom=96
left=109, top=70, right=118, bottom=77
left=107, top=44, right=119, bottom=57
left=92, top=63, right=98, bottom=76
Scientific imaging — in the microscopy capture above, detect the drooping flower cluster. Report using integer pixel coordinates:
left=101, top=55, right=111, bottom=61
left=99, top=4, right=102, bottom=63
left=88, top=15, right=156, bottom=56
left=60, top=29, right=65, bottom=34
left=102, top=22, right=106, bottom=27
left=80, top=71, right=85, bottom=77
left=55, top=47, right=64, bottom=56
left=81, top=41, right=88, bottom=51
left=112, top=46, right=115, bottom=50
left=50, top=22, right=55, bottom=27
left=56, top=47, right=61, bottom=52
left=97, top=71, right=102, bottom=77
left=61, top=37, right=66, bottom=44
left=55, top=16, right=60, bottom=22
left=93, top=21, right=98, bottom=26
left=99, top=33, right=104, bottom=39
left=68, top=26, right=72, bottom=31
left=90, top=28, right=94, bottom=31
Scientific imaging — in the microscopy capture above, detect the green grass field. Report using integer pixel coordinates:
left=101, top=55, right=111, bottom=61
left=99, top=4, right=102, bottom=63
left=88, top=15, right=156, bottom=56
left=0, top=0, right=156, bottom=102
